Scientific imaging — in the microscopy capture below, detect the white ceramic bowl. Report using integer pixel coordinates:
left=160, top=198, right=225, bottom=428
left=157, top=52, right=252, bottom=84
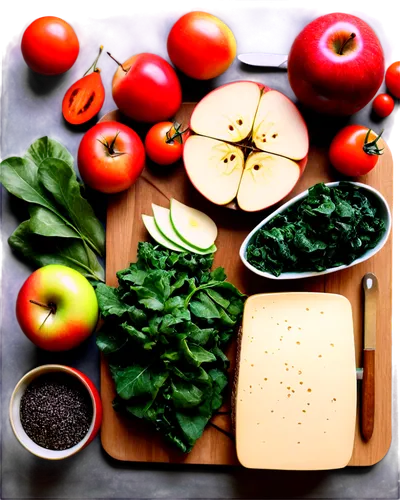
left=9, top=364, right=102, bottom=460
left=239, top=182, right=391, bottom=280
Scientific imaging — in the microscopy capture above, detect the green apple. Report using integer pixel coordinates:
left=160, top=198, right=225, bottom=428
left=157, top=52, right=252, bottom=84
left=16, top=264, right=99, bottom=351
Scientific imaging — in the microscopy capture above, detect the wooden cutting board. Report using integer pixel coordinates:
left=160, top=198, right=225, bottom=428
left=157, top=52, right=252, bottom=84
left=101, top=104, right=392, bottom=467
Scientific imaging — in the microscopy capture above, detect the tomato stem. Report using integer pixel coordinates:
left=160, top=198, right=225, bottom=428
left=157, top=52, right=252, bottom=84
left=339, top=33, right=356, bottom=55
left=83, top=45, right=104, bottom=76
left=107, top=52, right=128, bottom=73
left=97, top=132, right=126, bottom=157
left=165, top=122, right=189, bottom=144
left=363, top=129, right=384, bottom=156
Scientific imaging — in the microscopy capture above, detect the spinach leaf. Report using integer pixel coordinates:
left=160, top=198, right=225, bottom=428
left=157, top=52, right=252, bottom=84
left=25, top=136, right=74, bottom=170
left=39, top=158, right=105, bottom=255
left=189, top=292, right=221, bottom=319
left=8, top=221, right=104, bottom=282
left=96, top=330, right=128, bottom=354
left=29, top=206, right=79, bottom=239
left=1, top=156, right=60, bottom=211
left=111, top=364, right=168, bottom=400
left=181, top=340, right=216, bottom=366
left=96, top=242, right=245, bottom=453
left=171, top=381, right=204, bottom=409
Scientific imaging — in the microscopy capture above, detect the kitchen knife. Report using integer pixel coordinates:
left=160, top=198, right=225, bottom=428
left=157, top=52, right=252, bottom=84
left=237, top=53, right=288, bottom=69
left=361, top=272, right=378, bottom=442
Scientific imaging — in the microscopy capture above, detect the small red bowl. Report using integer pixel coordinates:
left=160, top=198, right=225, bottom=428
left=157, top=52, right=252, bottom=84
left=9, top=364, right=102, bottom=459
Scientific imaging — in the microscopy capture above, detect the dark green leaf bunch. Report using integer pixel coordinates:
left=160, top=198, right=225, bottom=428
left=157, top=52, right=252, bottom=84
left=95, top=242, right=246, bottom=453
left=246, top=183, right=386, bottom=277
left=0, top=137, right=105, bottom=281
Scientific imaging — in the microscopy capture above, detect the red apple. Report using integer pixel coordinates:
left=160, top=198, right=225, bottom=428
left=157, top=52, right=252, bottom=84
left=110, top=52, right=182, bottom=122
left=77, top=121, right=145, bottom=194
left=183, top=81, right=308, bottom=212
left=16, top=265, right=99, bottom=351
left=287, top=13, right=385, bottom=115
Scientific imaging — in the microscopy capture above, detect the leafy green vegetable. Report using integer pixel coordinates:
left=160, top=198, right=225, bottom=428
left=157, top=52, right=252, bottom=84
left=8, top=221, right=104, bottom=281
left=95, top=242, right=245, bottom=453
left=0, top=137, right=105, bottom=280
left=246, top=182, right=386, bottom=276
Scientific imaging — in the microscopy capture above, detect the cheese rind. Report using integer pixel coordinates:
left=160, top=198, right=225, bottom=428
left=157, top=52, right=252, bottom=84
left=235, top=292, right=356, bottom=471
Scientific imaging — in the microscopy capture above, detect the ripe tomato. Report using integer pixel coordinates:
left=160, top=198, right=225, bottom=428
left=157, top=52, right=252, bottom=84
left=21, top=16, right=79, bottom=75
left=145, top=122, right=188, bottom=165
left=62, top=46, right=105, bottom=125
left=385, top=61, right=400, bottom=98
left=167, top=12, right=236, bottom=80
left=77, top=121, right=145, bottom=194
left=328, top=125, right=384, bottom=177
left=372, top=93, right=395, bottom=118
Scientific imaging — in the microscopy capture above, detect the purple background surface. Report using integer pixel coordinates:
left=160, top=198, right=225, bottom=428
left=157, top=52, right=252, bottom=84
left=1, top=4, right=399, bottom=499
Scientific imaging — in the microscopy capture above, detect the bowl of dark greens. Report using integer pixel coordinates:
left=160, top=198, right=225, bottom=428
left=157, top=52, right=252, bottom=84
left=239, top=182, right=391, bottom=280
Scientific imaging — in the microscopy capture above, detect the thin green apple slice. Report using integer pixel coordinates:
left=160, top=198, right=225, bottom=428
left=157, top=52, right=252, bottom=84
left=170, top=199, right=218, bottom=251
left=190, top=81, right=261, bottom=142
left=152, top=204, right=216, bottom=255
left=183, top=135, right=244, bottom=206
left=252, top=90, right=309, bottom=160
left=142, top=214, right=184, bottom=252
left=237, top=152, right=301, bottom=212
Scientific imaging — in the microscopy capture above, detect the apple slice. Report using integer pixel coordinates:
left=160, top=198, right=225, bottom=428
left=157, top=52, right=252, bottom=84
left=252, top=90, right=309, bottom=160
left=142, top=214, right=183, bottom=252
left=152, top=204, right=216, bottom=254
left=183, top=135, right=244, bottom=205
left=190, top=81, right=261, bottom=142
left=170, top=199, right=218, bottom=251
left=237, top=152, right=301, bottom=212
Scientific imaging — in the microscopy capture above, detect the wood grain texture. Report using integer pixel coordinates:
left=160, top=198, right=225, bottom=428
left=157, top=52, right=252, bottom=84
left=101, top=103, right=392, bottom=467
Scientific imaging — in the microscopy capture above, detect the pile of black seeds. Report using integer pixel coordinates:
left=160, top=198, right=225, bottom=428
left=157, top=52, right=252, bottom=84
left=20, top=372, right=93, bottom=451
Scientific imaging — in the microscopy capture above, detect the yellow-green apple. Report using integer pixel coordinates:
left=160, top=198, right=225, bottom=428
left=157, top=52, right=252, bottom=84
left=110, top=52, right=182, bottom=122
left=167, top=11, right=236, bottom=80
left=183, top=81, right=308, bottom=212
left=287, top=13, right=385, bottom=115
left=16, top=265, right=99, bottom=351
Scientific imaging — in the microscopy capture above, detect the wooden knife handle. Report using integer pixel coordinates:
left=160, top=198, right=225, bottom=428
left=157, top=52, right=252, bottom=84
left=361, top=349, right=375, bottom=442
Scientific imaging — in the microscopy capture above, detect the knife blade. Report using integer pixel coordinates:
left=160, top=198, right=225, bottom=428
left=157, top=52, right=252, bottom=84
left=237, top=52, right=288, bottom=69
left=361, top=272, right=378, bottom=442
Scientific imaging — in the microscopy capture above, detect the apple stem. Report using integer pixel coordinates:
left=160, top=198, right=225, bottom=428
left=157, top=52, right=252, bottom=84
left=39, top=309, right=54, bottom=330
left=107, top=52, right=128, bottom=73
left=339, top=33, right=356, bottom=55
left=29, top=299, right=57, bottom=314
left=83, top=45, right=104, bottom=76
left=29, top=299, right=57, bottom=329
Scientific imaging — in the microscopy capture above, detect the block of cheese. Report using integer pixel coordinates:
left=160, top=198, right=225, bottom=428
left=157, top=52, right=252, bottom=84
left=234, top=292, right=356, bottom=470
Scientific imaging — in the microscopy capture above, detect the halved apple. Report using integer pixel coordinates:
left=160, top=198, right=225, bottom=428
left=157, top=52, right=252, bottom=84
left=184, top=81, right=309, bottom=212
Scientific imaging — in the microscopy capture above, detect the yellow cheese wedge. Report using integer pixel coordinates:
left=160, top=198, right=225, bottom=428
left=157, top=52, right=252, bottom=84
left=235, top=292, right=356, bottom=471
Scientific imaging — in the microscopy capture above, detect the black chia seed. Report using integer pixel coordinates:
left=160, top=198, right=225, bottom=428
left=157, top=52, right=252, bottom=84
left=20, top=372, right=93, bottom=451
